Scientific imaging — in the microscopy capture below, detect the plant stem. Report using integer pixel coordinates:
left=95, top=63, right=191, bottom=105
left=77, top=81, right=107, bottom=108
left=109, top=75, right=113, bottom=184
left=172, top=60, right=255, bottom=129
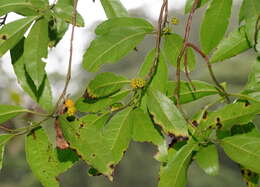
left=174, top=0, right=200, bottom=107
left=53, top=0, right=78, bottom=115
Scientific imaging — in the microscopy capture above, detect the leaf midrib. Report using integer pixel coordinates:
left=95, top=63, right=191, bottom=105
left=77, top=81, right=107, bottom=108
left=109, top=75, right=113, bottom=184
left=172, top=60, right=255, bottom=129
left=87, top=31, right=147, bottom=70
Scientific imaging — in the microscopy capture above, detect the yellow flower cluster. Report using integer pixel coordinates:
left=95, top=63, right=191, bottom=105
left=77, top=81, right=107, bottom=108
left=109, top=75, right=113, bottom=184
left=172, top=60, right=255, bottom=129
left=171, top=17, right=179, bottom=25
left=131, top=78, right=145, bottom=89
left=64, top=99, right=76, bottom=116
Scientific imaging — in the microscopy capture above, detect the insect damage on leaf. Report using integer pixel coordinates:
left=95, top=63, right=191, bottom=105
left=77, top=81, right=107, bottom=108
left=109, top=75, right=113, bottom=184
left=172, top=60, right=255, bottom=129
left=0, top=34, right=7, bottom=40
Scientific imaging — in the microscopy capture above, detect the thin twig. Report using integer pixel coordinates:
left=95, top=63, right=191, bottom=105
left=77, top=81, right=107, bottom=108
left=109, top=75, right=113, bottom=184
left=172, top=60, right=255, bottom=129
left=184, top=49, right=196, bottom=90
left=174, top=0, right=199, bottom=107
left=53, top=0, right=78, bottom=115
left=145, top=0, right=168, bottom=83
left=186, top=42, right=230, bottom=102
left=0, top=125, right=14, bottom=133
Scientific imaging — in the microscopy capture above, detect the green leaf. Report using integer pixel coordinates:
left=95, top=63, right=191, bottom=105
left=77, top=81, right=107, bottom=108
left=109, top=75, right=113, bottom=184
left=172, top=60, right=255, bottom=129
left=139, top=48, right=168, bottom=92
left=86, top=72, right=129, bottom=98
left=163, top=33, right=196, bottom=72
left=245, top=16, right=259, bottom=46
left=53, top=3, right=85, bottom=27
left=185, top=0, right=210, bottom=14
left=10, top=38, right=53, bottom=113
left=199, top=102, right=260, bottom=130
left=0, top=134, right=14, bottom=171
left=131, top=108, right=164, bottom=145
left=0, top=16, right=37, bottom=56
left=166, top=80, right=219, bottom=104
left=95, top=17, right=154, bottom=35
left=200, top=0, right=232, bottom=54
left=24, top=18, right=49, bottom=88
left=0, top=0, right=37, bottom=17
left=59, top=114, right=115, bottom=179
left=100, top=0, right=128, bottom=18
left=48, top=17, right=69, bottom=47
left=147, top=89, right=188, bottom=137
left=60, top=108, right=133, bottom=179
left=241, top=0, right=260, bottom=20
left=231, top=123, right=260, bottom=138
left=25, top=127, right=78, bottom=187
left=103, top=107, right=133, bottom=163
left=29, top=0, right=49, bottom=9
left=210, top=27, right=251, bottom=63
left=158, top=143, right=197, bottom=187
left=220, top=135, right=260, bottom=173
left=0, top=105, right=27, bottom=124
left=239, top=0, right=247, bottom=23
left=242, top=60, right=260, bottom=100
left=76, top=89, right=129, bottom=113
left=196, top=144, right=219, bottom=176
left=83, top=24, right=153, bottom=72
left=240, top=166, right=259, bottom=187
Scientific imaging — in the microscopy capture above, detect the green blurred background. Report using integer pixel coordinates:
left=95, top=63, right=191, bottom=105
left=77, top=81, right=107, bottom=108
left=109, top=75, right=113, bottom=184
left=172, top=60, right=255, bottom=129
left=0, top=0, right=259, bottom=186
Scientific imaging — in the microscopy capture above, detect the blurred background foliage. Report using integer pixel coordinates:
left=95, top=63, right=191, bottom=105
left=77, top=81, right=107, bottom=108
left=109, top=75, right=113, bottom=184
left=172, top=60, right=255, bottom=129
left=0, top=0, right=259, bottom=186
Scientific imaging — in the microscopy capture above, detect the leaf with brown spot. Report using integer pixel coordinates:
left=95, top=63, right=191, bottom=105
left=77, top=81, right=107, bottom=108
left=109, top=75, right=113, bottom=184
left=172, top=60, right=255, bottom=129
left=25, top=127, right=78, bottom=187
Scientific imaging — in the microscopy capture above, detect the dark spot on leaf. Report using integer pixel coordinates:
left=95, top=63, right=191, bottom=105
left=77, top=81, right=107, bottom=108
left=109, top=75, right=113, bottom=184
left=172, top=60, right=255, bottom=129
left=0, top=34, right=7, bottom=40
left=203, top=111, right=208, bottom=119
left=66, top=116, right=76, bottom=122
left=55, top=177, right=60, bottom=182
left=216, top=117, right=220, bottom=123
left=247, top=170, right=252, bottom=177
left=42, top=170, right=46, bottom=173
left=241, top=169, right=245, bottom=175
left=209, top=125, right=213, bottom=129
left=109, top=164, right=115, bottom=169
left=75, top=132, right=80, bottom=138
left=192, top=120, right=198, bottom=127
left=245, top=100, right=250, bottom=107
left=216, top=123, right=222, bottom=129
left=80, top=123, right=84, bottom=128
left=91, top=154, right=96, bottom=158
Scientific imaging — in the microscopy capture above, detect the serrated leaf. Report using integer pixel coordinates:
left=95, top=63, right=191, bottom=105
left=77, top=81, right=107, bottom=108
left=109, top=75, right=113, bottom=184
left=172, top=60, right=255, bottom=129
left=60, top=108, right=133, bottom=180
left=60, top=114, right=115, bottom=179
left=24, top=18, right=48, bottom=88
left=25, top=127, right=78, bottom=187
left=131, top=108, right=164, bottom=145
left=199, top=102, right=260, bottom=130
left=87, top=72, right=129, bottom=98
left=200, top=0, right=232, bottom=54
left=103, top=107, right=133, bottom=163
left=0, top=0, right=37, bottom=17
left=185, top=0, right=210, bottom=14
left=163, top=33, right=196, bottom=72
left=100, top=0, right=128, bottom=18
left=158, top=143, right=197, bottom=187
left=166, top=80, right=219, bottom=104
left=220, top=135, right=260, bottom=173
left=210, top=27, right=251, bottom=63
left=147, top=89, right=188, bottom=137
left=95, top=17, right=154, bottom=35
left=240, top=166, right=259, bottom=187
left=0, top=105, right=27, bottom=124
left=0, top=16, right=37, bottom=56
left=196, top=144, right=219, bottom=176
left=10, top=38, right=53, bottom=113
left=53, top=4, right=84, bottom=27
left=242, top=60, right=260, bottom=100
left=139, top=48, right=168, bottom=92
left=83, top=25, right=153, bottom=72
left=0, top=134, right=14, bottom=171
left=76, top=89, right=129, bottom=113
